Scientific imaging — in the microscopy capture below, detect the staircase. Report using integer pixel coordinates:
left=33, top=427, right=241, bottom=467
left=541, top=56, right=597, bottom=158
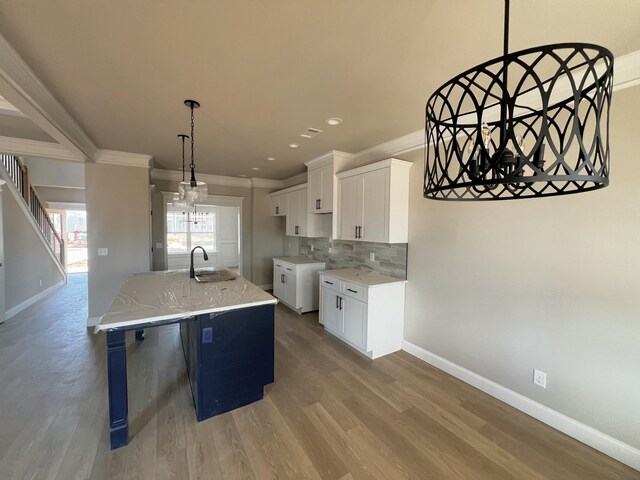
left=1, top=153, right=65, bottom=270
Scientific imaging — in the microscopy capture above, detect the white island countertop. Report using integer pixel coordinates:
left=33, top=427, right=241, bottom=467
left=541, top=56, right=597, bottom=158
left=274, top=256, right=326, bottom=265
left=96, top=270, right=277, bottom=332
left=320, top=268, right=407, bottom=287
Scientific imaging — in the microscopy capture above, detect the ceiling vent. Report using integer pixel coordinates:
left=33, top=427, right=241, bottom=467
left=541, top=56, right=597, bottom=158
left=299, top=127, right=323, bottom=139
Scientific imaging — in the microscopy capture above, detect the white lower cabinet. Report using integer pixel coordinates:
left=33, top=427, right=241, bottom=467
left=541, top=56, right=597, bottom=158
left=273, top=258, right=326, bottom=314
left=319, top=270, right=406, bottom=359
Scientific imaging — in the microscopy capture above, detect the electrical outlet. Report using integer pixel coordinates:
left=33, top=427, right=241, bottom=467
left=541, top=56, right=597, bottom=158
left=533, top=369, right=547, bottom=388
left=202, top=327, right=213, bottom=344
left=310, top=245, right=314, bottom=251
left=39, top=279, right=43, bottom=287
left=369, top=252, right=375, bottom=261
left=328, top=247, right=334, bottom=254
left=155, top=242, right=163, bottom=249
left=98, top=248, right=108, bottom=256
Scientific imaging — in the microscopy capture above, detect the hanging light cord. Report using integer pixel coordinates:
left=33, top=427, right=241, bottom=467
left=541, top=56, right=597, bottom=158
left=190, top=103, right=196, bottom=184
left=500, top=0, right=510, bottom=147
left=178, top=134, right=188, bottom=182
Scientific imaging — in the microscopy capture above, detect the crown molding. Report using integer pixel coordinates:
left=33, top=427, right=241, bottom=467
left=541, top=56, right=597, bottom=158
left=0, top=33, right=97, bottom=162
left=151, top=168, right=252, bottom=188
left=354, top=130, right=424, bottom=164
left=269, top=182, right=307, bottom=196
left=0, top=135, right=83, bottom=162
left=304, top=150, right=354, bottom=169
left=250, top=178, right=284, bottom=189
left=613, top=49, right=640, bottom=91
left=336, top=158, right=412, bottom=179
left=95, top=149, right=152, bottom=168
left=0, top=94, right=25, bottom=117
left=281, top=172, right=307, bottom=188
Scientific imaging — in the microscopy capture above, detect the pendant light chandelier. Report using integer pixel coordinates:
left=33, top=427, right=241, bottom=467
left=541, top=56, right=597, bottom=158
left=424, top=0, right=614, bottom=201
left=178, top=99, right=208, bottom=205
left=174, top=133, right=209, bottom=224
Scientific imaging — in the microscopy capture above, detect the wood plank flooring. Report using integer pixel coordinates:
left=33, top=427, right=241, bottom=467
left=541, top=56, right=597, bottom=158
left=0, top=274, right=637, bottom=479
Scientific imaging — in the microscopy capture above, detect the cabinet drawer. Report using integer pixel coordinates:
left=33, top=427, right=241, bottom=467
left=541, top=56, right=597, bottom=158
left=274, top=260, right=295, bottom=273
left=319, top=274, right=341, bottom=293
left=341, top=281, right=367, bottom=302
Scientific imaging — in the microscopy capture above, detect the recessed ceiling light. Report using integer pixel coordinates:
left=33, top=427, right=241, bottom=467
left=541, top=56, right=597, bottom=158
left=326, top=117, right=343, bottom=126
left=252, top=167, right=260, bottom=171
left=289, top=143, right=300, bottom=148
left=267, top=157, right=276, bottom=161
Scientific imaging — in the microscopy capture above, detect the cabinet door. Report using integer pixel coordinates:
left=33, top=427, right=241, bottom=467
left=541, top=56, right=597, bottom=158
left=342, top=296, right=367, bottom=350
left=273, top=270, right=285, bottom=299
left=298, top=188, right=308, bottom=237
left=285, top=190, right=299, bottom=236
left=283, top=272, right=297, bottom=308
left=361, top=169, right=388, bottom=243
left=308, top=168, right=322, bottom=213
left=338, top=175, right=361, bottom=240
left=320, top=164, right=333, bottom=212
left=320, top=288, right=341, bottom=333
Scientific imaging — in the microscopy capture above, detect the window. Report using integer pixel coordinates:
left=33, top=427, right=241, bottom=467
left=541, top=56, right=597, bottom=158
left=166, top=205, right=216, bottom=255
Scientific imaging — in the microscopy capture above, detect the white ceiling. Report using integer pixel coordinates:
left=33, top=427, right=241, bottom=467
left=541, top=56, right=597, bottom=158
left=0, top=0, right=639, bottom=179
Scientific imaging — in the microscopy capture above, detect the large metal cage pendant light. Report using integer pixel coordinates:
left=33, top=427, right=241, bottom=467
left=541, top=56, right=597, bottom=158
left=424, top=0, right=614, bottom=201
left=178, top=99, right=208, bottom=204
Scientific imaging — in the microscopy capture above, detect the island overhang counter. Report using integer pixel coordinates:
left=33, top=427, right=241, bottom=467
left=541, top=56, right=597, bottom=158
left=95, top=270, right=278, bottom=450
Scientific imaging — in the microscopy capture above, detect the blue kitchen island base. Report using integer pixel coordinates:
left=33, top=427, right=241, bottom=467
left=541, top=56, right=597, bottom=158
left=180, top=304, right=275, bottom=422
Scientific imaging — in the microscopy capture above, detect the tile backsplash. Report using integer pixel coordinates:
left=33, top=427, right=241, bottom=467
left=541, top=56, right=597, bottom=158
left=290, top=237, right=408, bottom=279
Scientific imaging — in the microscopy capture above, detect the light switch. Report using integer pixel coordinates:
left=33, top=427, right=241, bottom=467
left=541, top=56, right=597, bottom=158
left=98, top=248, right=108, bottom=256
left=155, top=243, right=164, bottom=249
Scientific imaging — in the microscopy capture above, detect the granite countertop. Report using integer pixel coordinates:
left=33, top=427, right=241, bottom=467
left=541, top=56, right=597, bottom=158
left=320, top=268, right=407, bottom=287
left=96, top=270, right=277, bottom=332
left=274, top=256, right=326, bottom=265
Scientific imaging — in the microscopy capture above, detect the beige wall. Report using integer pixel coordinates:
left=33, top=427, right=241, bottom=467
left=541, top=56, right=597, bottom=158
left=36, top=186, right=86, bottom=204
left=86, top=163, right=150, bottom=319
left=401, top=86, right=640, bottom=449
left=251, top=187, right=285, bottom=287
left=2, top=183, right=64, bottom=311
left=151, top=180, right=253, bottom=280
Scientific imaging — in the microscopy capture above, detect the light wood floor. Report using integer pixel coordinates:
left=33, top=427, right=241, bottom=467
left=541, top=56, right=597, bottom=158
left=0, top=274, right=637, bottom=480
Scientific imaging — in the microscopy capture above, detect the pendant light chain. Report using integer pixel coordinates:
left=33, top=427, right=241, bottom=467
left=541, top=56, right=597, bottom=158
left=190, top=103, right=196, bottom=183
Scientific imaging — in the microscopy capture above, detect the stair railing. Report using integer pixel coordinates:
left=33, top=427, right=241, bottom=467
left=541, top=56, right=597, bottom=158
left=1, top=153, right=65, bottom=267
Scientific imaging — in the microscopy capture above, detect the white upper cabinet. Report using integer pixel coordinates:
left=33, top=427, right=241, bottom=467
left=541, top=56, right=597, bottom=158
left=270, top=192, right=287, bottom=216
left=270, top=184, right=328, bottom=238
left=307, top=163, right=333, bottom=213
left=336, top=158, right=412, bottom=243
left=305, top=151, right=354, bottom=214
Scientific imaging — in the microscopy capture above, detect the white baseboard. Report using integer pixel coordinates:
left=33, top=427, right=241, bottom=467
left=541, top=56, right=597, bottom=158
left=401, top=340, right=640, bottom=472
left=5, top=280, right=65, bottom=319
left=86, top=316, right=101, bottom=328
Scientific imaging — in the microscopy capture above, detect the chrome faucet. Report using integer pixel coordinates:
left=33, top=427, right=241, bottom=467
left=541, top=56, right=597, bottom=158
left=190, top=246, right=209, bottom=278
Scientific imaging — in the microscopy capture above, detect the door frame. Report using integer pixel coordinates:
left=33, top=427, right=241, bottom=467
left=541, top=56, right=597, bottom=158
left=160, top=192, right=244, bottom=276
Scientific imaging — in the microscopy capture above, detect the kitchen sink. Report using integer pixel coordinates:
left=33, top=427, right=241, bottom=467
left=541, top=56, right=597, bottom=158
left=194, top=269, right=237, bottom=283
